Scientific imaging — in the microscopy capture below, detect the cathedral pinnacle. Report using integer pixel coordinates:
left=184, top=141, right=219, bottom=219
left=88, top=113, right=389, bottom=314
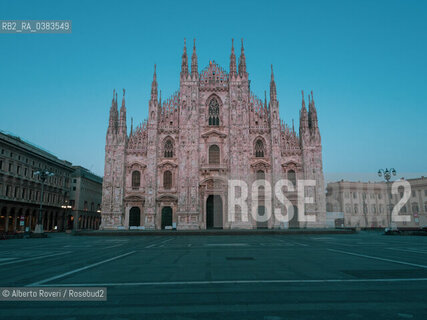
left=119, top=88, right=127, bottom=134
left=238, top=38, right=246, bottom=76
left=151, top=64, right=158, bottom=100
left=270, top=64, right=277, bottom=101
left=264, top=90, right=267, bottom=109
left=191, top=38, right=198, bottom=77
left=301, top=90, right=305, bottom=109
left=299, top=90, right=308, bottom=131
left=181, top=38, right=188, bottom=78
left=121, top=88, right=126, bottom=108
left=230, top=38, right=237, bottom=78
left=309, top=90, right=318, bottom=130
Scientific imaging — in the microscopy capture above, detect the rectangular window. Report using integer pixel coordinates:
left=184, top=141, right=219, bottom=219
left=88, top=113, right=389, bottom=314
left=22, top=188, right=26, bottom=199
left=8, top=163, right=12, bottom=172
left=24, top=168, right=27, bottom=176
left=73, top=186, right=76, bottom=191
left=14, top=187, right=19, bottom=198
left=6, top=185, right=11, bottom=197
left=412, top=191, right=416, bottom=197
left=29, top=189, right=33, bottom=200
left=0, top=159, right=2, bottom=170
left=17, top=166, right=21, bottom=175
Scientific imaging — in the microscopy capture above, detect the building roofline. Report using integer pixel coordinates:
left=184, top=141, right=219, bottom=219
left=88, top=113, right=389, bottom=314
left=0, top=130, right=73, bottom=171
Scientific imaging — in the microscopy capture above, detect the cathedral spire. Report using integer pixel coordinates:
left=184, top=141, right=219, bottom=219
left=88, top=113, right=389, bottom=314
left=230, top=38, right=237, bottom=78
left=159, top=90, right=162, bottom=107
left=121, top=88, right=126, bottom=109
left=119, top=88, right=127, bottom=135
left=108, top=89, right=118, bottom=132
left=270, top=64, right=277, bottom=101
left=181, top=38, right=188, bottom=78
left=238, top=38, right=247, bottom=77
left=264, top=90, right=268, bottom=109
left=130, top=117, right=133, bottom=136
left=191, top=38, right=198, bottom=78
left=151, top=64, right=158, bottom=101
left=309, top=90, right=318, bottom=130
left=299, top=90, right=308, bottom=131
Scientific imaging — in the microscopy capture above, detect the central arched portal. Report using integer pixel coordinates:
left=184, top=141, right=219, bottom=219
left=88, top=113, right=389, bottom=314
left=161, top=206, right=173, bottom=229
left=129, top=207, right=141, bottom=227
left=206, top=195, right=223, bottom=229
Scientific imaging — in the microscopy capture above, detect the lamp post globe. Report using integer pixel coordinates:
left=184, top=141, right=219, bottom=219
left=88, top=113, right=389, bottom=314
left=378, top=168, right=397, bottom=230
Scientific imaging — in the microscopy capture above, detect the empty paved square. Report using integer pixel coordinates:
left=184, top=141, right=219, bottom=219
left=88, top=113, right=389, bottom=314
left=1, top=232, right=426, bottom=319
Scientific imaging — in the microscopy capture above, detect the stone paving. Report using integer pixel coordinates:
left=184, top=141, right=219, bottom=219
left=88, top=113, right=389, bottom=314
left=0, top=232, right=426, bottom=319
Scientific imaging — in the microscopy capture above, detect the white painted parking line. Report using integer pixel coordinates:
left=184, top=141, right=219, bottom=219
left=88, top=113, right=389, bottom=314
left=0, top=252, right=71, bottom=267
left=27, top=251, right=136, bottom=286
left=387, top=247, right=427, bottom=254
left=206, top=243, right=249, bottom=247
left=328, top=249, right=427, bottom=269
left=145, top=244, right=156, bottom=248
left=34, top=277, right=427, bottom=287
left=0, top=258, right=17, bottom=262
left=158, top=238, right=173, bottom=245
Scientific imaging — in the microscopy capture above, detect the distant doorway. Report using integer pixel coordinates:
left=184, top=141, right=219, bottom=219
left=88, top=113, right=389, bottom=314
left=161, top=206, right=173, bottom=229
left=206, top=195, right=223, bottom=229
left=129, top=207, right=141, bottom=227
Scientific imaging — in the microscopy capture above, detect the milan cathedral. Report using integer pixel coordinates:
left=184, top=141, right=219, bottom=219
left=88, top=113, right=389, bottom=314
left=101, top=39, right=326, bottom=230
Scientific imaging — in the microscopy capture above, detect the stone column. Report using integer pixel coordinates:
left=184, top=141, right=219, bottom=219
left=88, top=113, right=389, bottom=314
left=73, top=212, right=79, bottom=230
left=4, top=207, right=9, bottom=232
left=12, top=210, right=17, bottom=232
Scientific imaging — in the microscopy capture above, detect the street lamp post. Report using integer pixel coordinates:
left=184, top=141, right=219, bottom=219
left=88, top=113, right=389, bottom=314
left=33, top=170, right=54, bottom=234
left=378, top=168, right=396, bottom=230
left=61, top=203, right=72, bottom=231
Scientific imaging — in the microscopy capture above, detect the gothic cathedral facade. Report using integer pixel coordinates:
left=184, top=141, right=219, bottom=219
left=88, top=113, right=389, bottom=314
left=101, top=40, right=326, bottom=230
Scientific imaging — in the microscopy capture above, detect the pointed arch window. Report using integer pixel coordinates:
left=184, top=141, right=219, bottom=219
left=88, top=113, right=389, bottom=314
left=164, top=139, right=173, bottom=158
left=208, top=98, right=220, bottom=126
left=132, top=171, right=141, bottom=188
left=209, top=145, right=220, bottom=164
left=288, top=170, right=296, bottom=186
left=255, top=139, right=265, bottom=157
left=163, top=170, right=172, bottom=190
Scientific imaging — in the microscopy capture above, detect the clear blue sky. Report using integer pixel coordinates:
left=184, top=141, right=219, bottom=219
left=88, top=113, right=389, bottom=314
left=0, top=0, right=426, bottom=180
